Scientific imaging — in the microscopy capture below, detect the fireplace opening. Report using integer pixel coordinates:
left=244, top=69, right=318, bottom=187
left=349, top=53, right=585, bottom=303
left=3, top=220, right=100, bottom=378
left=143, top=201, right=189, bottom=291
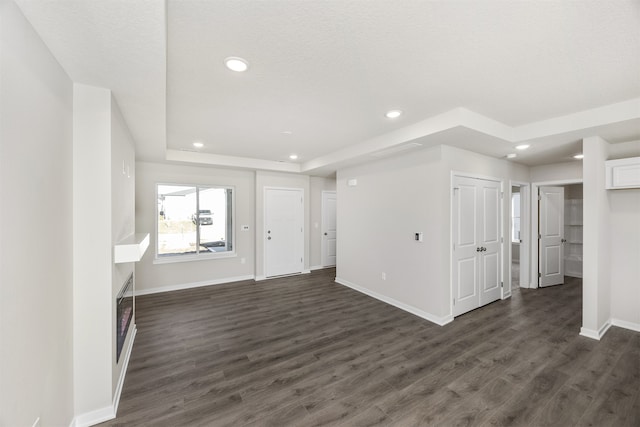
left=116, top=273, right=134, bottom=362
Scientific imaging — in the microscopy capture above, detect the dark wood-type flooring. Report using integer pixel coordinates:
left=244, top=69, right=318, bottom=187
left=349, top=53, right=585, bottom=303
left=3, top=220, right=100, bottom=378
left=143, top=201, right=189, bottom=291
left=101, top=269, right=640, bottom=426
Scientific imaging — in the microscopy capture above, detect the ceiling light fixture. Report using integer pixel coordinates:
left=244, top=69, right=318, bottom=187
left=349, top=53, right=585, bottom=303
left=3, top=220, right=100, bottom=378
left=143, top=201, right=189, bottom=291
left=574, top=153, right=584, bottom=159
left=515, top=144, right=530, bottom=150
left=193, top=141, right=204, bottom=148
left=224, top=57, right=249, bottom=72
left=282, top=131, right=293, bottom=135
left=289, top=154, right=298, bottom=160
left=506, top=153, right=517, bottom=159
left=385, top=110, right=402, bottom=119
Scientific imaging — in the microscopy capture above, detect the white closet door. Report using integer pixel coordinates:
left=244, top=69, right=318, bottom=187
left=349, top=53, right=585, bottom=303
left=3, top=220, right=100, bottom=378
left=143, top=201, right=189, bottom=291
left=479, top=180, right=502, bottom=306
left=453, top=176, right=502, bottom=317
left=539, top=186, right=565, bottom=287
left=453, top=177, right=480, bottom=317
left=321, top=191, right=337, bottom=267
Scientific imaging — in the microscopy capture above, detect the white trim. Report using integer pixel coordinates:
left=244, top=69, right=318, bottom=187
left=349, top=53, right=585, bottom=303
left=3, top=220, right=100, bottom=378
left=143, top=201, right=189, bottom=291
left=153, top=251, right=237, bottom=265
left=321, top=190, right=337, bottom=267
left=311, top=265, right=334, bottom=271
left=611, top=318, right=640, bottom=333
left=71, top=406, right=115, bottom=427
left=335, top=277, right=453, bottom=326
left=580, top=319, right=612, bottom=341
left=136, top=275, right=255, bottom=296
left=113, top=325, right=136, bottom=414
left=255, top=275, right=266, bottom=281
left=579, top=327, right=600, bottom=340
left=508, top=181, right=530, bottom=290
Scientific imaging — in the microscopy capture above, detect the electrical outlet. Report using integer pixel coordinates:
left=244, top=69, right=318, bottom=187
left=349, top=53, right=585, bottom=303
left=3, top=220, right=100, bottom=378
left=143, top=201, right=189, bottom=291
left=381, top=272, right=386, bottom=280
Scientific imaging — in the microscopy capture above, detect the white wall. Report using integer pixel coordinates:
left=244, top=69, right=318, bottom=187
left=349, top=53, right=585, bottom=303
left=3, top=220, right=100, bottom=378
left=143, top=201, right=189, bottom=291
left=337, top=146, right=449, bottom=322
left=530, top=161, right=583, bottom=182
left=73, top=84, right=114, bottom=417
left=607, top=140, right=640, bottom=329
left=255, top=171, right=311, bottom=279
left=110, top=96, right=136, bottom=398
left=0, top=2, right=75, bottom=426
left=336, top=145, right=529, bottom=325
left=310, top=176, right=336, bottom=269
left=135, top=162, right=255, bottom=293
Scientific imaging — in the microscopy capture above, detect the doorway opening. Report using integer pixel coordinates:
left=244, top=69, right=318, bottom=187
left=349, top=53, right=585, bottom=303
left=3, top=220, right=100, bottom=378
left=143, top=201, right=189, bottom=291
left=509, top=182, right=529, bottom=294
left=531, top=181, right=583, bottom=288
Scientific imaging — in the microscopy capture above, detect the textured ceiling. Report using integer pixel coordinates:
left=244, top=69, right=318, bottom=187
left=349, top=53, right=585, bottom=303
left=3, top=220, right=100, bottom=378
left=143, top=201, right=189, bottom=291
left=15, top=0, right=640, bottom=173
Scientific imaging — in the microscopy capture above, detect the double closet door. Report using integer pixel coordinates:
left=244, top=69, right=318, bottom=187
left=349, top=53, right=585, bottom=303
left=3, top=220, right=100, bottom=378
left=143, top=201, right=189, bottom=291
left=452, top=176, right=502, bottom=317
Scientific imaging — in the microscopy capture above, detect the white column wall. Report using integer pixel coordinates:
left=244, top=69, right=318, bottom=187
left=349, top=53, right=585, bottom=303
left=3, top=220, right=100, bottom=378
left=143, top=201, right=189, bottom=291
left=0, top=2, right=74, bottom=425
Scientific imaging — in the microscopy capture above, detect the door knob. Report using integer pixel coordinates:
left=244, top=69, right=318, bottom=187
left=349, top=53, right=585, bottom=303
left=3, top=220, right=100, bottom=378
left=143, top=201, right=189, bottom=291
left=324, top=232, right=328, bottom=236
left=477, top=247, right=481, bottom=252
left=267, top=236, right=271, bottom=240
left=561, top=238, right=567, bottom=243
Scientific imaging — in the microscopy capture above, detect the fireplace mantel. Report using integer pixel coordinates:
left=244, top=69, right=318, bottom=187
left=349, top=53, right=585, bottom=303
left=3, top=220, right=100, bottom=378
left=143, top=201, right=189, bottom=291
left=114, top=233, right=150, bottom=264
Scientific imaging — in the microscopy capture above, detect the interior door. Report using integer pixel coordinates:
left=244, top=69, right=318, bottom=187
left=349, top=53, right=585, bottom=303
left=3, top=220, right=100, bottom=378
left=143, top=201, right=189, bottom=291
left=539, top=186, right=565, bottom=287
left=265, top=188, right=304, bottom=277
left=479, top=180, right=502, bottom=305
left=321, top=191, right=337, bottom=267
left=453, top=176, right=502, bottom=317
left=453, top=177, right=480, bottom=317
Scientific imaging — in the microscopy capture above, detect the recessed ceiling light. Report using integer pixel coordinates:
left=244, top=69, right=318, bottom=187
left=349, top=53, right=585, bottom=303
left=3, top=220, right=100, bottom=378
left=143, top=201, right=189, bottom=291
left=574, top=153, right=584, bottom=159
left=289, top=154, right=298, bottom=160
left=385, top=110, right=402, bottom=119
left=506, top=153, right=517, bottom=159
left=193, top=141, right=204, bottom=148
left=515, top=144, right=530, bottom=150
left=224, top=57, right=249, bottom=72
left=282, top=131, right=293, bottom=135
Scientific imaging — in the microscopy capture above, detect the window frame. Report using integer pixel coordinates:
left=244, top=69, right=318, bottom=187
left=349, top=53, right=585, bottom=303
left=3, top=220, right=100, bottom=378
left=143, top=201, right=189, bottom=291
left=154, top=182, right=236, bottom=264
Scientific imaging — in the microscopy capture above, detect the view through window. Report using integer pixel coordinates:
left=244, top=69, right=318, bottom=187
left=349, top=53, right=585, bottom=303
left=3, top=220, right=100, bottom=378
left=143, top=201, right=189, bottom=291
left=157, top=184, right=233, bottom=258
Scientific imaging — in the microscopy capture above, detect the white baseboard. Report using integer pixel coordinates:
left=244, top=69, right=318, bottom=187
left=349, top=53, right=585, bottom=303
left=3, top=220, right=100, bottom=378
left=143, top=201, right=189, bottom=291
left=113, top=325, right=136, bottom=414
left=70, top=405, right=115, bottom=427
left=580, top=319, right=612, bottom=341
left=611, top=318, right=640, bottom=333
left=256, top=270, right=311, bottom=282
left=136, top=275, right=255, bottom=296
left=335, top=277, right=453, bottom=326
left=579, top=327, right=601, bottom=340
left=310, top=265, right=335, bottom=271
left=69, top=325, right=137, bottom=427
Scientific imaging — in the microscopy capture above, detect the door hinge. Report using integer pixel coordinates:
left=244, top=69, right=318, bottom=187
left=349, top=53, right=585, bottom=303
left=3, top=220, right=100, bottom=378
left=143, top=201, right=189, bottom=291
left=538, top=195, right=542, bottom=201
left=538, top=234, right=541, bottom=239
left=538, top=272, right=542, bottom=278
left=453, top=297, right=456, bottom=306
left=501, top=237, right=503, bottom=243
left=453, top=242, right=456, bottom=250
left=501, top=281, right=503, bottom=288
left=501, top=192, right=504, bottom=199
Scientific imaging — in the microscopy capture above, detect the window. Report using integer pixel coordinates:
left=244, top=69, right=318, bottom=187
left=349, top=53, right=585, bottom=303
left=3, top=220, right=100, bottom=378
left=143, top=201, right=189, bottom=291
left=156, top=184, right=234, bottom=261
left=511, top=192, right=521, bottom=243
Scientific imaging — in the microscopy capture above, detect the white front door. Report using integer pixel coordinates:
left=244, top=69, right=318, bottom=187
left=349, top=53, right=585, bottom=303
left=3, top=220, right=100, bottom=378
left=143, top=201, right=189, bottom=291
left=453, top=176, right=502, bottom=317
left=321, top=191, right=337, bottom=267
left=539, top=186, right=565, bottom=287
left=265, top=188, right=304, bottom=277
